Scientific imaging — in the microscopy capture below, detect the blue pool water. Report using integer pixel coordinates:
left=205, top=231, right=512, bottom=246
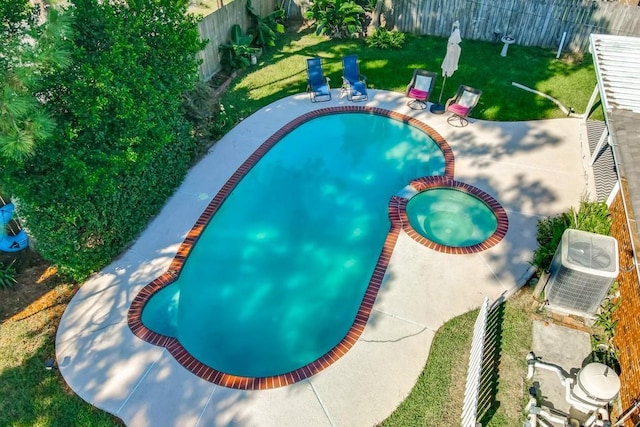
left=406, top=189, right=498, bottom=247
left=142, top=113, right=446, bottom=377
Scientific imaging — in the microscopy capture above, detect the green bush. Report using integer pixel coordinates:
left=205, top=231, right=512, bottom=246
left=246, top=0, right=285, bottom=48
left=208, top=103, right=233, bottom=140
left=219, top=24, right=256, bottom=71
left=305, top=0, right=365, bottom=39
left=2, top=0, right=204, bottom=281
left=0, top=260, right=17, bottom=289
left=532, top=213, right=571, bottom=270
left=366, top=27, right=406, bottom=49
left=591, top=289, right=621, bottom=373
left=532, top=200, right=612, bottom=271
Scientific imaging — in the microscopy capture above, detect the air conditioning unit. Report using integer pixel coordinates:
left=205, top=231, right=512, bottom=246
left=546, top=229, right=618, bottom=316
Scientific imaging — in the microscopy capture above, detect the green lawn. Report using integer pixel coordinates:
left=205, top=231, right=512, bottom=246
left=0, top=26, right=598, bottom=426
left=0, top=279, right=122, bottom=427
left=219, top=26, right=600, bottom=126
left=380, top=287, right=536, bottom=427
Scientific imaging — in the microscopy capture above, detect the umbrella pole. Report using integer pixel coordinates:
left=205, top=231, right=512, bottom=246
left=438, top=75, right=448, bottom=104
left=430, top=75, right=447, bottom=114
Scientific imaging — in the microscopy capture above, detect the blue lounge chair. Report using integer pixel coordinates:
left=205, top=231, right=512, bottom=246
left=341, top=55, right=368, bottom=102
left=306, top=57, right=331, bottom=103
left=406, top=69, right=437, bottom=110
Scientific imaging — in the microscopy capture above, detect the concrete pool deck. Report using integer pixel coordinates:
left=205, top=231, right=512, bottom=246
left=56, top=89, right=595, bottom=426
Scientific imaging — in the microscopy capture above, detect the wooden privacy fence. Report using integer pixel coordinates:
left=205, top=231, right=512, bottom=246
left=196, top=0, right=640, bottom=79
left=197, top=0, right=278, bottom=80
left=379, top=0, right=640, bottom=53
left=284, top=0, right=640, bottom=53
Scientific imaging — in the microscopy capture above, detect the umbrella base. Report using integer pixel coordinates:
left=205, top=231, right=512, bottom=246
left=430, top=103, right=446, bottom=114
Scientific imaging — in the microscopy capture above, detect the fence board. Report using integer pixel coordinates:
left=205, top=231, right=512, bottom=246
left=196, top=0, right=640, bottom=79
left=197, top=0, right=277, bottom=80
left=461, top=297, right=490, bottom=427
left=377, top=0, right=640, bottom=52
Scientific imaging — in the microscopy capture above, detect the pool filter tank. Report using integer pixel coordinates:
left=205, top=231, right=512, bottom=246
left=545, top=229, right=618, bottom=316
left=572, top=362, right=621, bottom=408
left=526, top=352, right=620, bottom=426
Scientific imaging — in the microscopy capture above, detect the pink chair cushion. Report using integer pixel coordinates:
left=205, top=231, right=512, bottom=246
left=448, top=103, right=470, bottom=116
left=409, top=88, right=428, bottom=100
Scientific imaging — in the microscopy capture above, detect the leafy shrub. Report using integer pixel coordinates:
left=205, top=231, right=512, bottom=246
left=246, top=0, right=285, bottom=48
left=532, top=200, right=612, bottom=271
left=2, top=0, right=204, bottom=281
left=590, top=285, right=621, bottom=373
left=0, top=260, right=17, bottom=290
left=532, top=213, right=571, bottom=271
left=366, top=27, right=405, bottom=49
left=305, top=0, right=365, bottom=39
left=209, top=103, right=233, bottom=140
left=219, top=24, right=256, bottom=71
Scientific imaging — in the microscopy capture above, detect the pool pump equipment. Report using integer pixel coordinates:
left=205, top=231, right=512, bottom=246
left=526, top=352, right=619, bottom=427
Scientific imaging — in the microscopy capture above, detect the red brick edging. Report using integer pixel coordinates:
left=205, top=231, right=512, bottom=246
left=127, top=106, right=455, bottom=389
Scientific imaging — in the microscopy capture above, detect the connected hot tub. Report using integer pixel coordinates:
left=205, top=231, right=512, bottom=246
left=407, top=188, right=497, bottom=247
left=399, top=177, right=508, bottom=253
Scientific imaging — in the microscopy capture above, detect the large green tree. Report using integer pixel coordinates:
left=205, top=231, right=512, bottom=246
left=0, top=0, right=71, bottom=161
left=3, top=0, right=205, bottom=279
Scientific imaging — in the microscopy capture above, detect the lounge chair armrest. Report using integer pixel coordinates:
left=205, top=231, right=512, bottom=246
left=405, top=77, right=419, bottom=95
left=445, top=96, right=456, bottom=109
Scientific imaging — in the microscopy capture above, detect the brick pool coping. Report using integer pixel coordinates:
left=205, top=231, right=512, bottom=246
left=127, top=106, right=458, bottom=389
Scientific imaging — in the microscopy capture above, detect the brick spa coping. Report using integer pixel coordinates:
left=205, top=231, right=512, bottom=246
left=127, top=105, right=490, bottom=390
left=395, top=176, right=509, bottom=254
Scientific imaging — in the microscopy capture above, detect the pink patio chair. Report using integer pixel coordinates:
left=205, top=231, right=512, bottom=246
left=406, top=69, right=437, bottom=110
left=445, top=85, right=482, bottom=126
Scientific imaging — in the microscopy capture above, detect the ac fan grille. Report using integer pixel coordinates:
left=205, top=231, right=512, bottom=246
left=547, top=267, right=613, bottom=314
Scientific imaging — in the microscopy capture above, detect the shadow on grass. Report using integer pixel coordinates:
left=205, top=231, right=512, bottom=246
left=0, top=293, right=123, bottom=426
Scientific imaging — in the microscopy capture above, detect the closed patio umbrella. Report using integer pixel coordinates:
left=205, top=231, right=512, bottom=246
left=431, top=21, right=462, bottom=113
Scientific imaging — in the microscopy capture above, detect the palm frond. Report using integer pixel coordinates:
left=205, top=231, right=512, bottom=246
left=0, top=128, right=35, bottom=161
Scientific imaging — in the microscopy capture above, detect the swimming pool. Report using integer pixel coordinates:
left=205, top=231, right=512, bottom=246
left=128, top=107, right=454, bottom=388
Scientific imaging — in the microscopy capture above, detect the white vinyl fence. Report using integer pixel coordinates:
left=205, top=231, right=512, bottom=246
left=461, top=297, right=490, bottom=427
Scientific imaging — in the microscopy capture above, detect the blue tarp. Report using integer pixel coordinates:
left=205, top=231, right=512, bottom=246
left=0, top=203, right=28, bottom=252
